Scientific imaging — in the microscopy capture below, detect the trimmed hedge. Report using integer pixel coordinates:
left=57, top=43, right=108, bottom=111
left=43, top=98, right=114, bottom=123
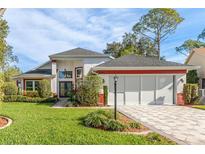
left=3, top=95, right=58, bottom=103
left=183, top=84, right=199, bottom=104
left=25, top=91, right=39, bottom=97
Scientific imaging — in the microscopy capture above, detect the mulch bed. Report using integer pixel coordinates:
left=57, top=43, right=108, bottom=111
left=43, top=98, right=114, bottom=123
left=118, top=113, right=149, bottom=133
left=0, top=117, right=8, bottom=128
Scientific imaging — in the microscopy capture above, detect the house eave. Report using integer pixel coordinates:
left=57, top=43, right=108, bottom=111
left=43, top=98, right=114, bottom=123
left=93, top=66, right=200, bottom=71
left=12, top=74, right=55, bottom=80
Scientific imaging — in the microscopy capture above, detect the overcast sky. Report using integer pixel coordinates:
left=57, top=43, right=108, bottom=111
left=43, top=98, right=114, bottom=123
left=4, top=8, right=205, bottom=72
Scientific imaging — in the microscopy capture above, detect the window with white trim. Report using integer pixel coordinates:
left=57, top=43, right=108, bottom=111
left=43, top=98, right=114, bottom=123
left=59, top=70, right=72, bottom=79
left=76, top=67, right=83, bottom=79
left=26, top=80, right=39, bottom=91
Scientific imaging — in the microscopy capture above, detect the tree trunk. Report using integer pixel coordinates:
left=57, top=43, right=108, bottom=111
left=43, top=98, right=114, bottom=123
left=156, top=33, right=160, bottom=60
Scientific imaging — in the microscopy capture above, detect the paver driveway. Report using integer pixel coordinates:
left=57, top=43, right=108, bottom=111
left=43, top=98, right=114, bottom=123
left=118, top=105, right=205, bottom=145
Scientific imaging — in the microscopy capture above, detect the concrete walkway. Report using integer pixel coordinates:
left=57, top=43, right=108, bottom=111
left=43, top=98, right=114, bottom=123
left=118, top=105, right=205, bottom=145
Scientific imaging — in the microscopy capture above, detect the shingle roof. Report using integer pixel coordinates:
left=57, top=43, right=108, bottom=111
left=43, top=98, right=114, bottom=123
left=96, top=54, right=191, bottom=67
left=49, top=47, right=110, bottom=58
left=24, top=69, right=51, bottom=75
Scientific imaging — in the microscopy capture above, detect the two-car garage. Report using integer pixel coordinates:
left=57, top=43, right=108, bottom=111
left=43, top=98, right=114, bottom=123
left=94, top=55, right=194, bottom=106
left=108, top=75, right=175, bottom=106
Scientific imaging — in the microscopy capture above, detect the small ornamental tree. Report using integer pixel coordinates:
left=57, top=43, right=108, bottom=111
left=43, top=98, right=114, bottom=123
left=37, top=79, right=51, bottom=98
left=76, top=74, right=103, bottom=106
left=186, top=70, right=199, bottom=84
left=3, top=82, right=18, bottom=95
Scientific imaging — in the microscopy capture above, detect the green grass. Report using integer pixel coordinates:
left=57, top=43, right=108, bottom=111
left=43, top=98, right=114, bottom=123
left=0, top=102, right=175, bottom=145
left=192, top=105, right=205, bottom=110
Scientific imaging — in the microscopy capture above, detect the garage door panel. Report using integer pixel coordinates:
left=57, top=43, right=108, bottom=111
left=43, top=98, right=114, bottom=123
left=108, top=92, right=124, bottom=105
left=141, top=76, right=155, bottom=105
left=156, top=76, right=173, bottom=105
left=125, top=76, right=139, bottom=105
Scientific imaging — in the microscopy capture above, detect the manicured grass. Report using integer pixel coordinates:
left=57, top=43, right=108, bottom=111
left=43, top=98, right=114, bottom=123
left=0, top=102, right=175, bottom=145
left=192, top=105, right=205, bottom=110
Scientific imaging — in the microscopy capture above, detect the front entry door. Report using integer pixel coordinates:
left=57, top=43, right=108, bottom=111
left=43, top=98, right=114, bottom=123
left=59, top=81, right=72, bottom=97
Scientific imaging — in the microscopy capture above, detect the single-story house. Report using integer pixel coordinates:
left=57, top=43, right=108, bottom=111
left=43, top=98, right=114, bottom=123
left=13, top=47, right=198, bottom=105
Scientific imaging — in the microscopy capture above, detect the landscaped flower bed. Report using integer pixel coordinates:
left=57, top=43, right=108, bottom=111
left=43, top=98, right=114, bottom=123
left=81, top=110, right=149, bottom=134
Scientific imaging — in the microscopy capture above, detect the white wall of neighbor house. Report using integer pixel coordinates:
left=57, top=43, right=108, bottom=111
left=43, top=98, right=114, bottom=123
left=101, top=74, right=186, bottom=106
left=51, top=61, right=57, bottom=94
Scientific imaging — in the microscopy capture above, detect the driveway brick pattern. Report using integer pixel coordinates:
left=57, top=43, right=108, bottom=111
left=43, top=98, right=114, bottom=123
left=118, top=105, right=205, bottom=145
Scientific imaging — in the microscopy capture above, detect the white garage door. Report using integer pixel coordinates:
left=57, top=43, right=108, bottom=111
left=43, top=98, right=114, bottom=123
left=156, top=75, right=173, bottom=105
left=108, top=75, right=174, bottom=106
left=141, top=76, right=155, bottom=105
left=108, top=76, right=124, bottom=105
left=125, top=76, right=140, bottom=105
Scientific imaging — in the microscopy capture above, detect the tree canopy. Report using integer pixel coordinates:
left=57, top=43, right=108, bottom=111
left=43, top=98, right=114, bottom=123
left=133, top=8, right=184, bottom=59
left=0, top=16, right=18, bottom=71
left=104, top=9, right=183, bottom=59
left=176, top=28, right=205, bottom=56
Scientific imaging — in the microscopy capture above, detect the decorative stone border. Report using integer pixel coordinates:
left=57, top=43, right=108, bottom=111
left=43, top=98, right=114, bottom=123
left=0, top=116, right=12, bottom=129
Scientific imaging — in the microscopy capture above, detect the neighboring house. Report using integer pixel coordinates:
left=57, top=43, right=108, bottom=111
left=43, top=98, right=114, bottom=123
left=13, top=48, right=112, bottom=97
left=14, top=47, right=197, bottom=105
left=185, top=48, right=205, bottom=89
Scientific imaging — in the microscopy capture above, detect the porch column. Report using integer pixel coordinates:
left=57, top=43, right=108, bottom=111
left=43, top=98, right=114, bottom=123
left=51, top=60, right=57, bottom=94
left=173, top=75, right=177, bottom=104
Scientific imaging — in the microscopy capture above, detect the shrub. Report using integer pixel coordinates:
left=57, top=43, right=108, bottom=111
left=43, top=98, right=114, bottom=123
left=3, top=95, right=58, bottom=103
left=105, top=119, right=126, bottom=131
left=187, top=70, right=199, bottom=84
left=183, top=84, right=199, bottom=104
left=3, top=82, right=18, bottom=95
left=103, top=86, right=108, bottom=105
left=37, top=79, right=51, bottom=98
left=82, top=110, right=126, bottom=131
left=146, top=133, right=168, bottom=143
left=83, top=111, right=108, bottom=128
left=129, top=122, right=141, bottom=129
left=76, top=74, right=103, bottom=106
left=25, top=91, right=39, bottom=97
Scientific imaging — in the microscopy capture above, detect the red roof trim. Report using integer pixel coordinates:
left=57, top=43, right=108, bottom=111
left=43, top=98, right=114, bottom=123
left=96, top=70, right=187, bottom=74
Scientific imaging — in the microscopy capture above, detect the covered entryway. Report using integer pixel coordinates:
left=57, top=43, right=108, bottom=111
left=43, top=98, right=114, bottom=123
left=108, top=75, right=174, bottom=106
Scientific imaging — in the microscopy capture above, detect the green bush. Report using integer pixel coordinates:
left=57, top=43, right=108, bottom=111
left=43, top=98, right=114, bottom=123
left=187, top=70, right=199, bottom=84
left=103, top=86, right=108, bottom=105
left=105, top=119, right=126, bottom=131
left=37, top=79, right=51, bottom=98
left=3, top=95, right=58, bottom=103
left=129, top=122, right=141, bottom=129
left=76, top=74, right=103, bottom=106
left=146, top=133, right=166, bottom=143
left=25, top=91, right=39, bottom=97
left=183, top=84, right=199, bottom=104
left=83, top=111, right=108, bottom=128
left=3, top=82, right=18, bottom=95
left=82, top=110, right=126, bottom=131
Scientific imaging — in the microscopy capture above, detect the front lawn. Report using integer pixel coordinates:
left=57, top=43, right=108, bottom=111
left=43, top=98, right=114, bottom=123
left=192, top=105, right=205, bottom=110
left=0, top=102, right=175, bottom=145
